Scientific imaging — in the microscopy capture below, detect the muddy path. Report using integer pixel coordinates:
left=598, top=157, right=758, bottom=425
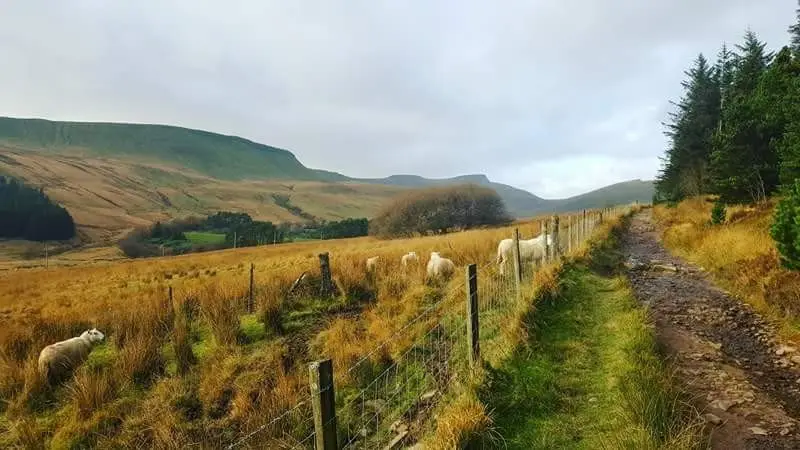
left=620, top=209, right=800, bottom=450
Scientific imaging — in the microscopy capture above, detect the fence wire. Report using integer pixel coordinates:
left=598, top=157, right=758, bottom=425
left=226, top=205, right=635, bottom=449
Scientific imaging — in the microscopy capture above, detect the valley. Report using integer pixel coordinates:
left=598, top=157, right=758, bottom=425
left=0, top=117, right=655, bottom=245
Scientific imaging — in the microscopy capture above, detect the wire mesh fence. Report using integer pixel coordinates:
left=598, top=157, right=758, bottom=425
left=221, top=205, right=634, bottom=449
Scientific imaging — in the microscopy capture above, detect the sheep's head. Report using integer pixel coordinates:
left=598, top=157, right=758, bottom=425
left=430, top=252, right=440, bottom=258
left=409, top=252, right=417, bottom=256
left=81, top=328, right=106, bottom=344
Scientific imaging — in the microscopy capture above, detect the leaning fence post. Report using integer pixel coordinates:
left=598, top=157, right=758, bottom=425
left=318, top=253, right=334, bottom=298
left=552, top=215, right=560, bottom=260
left=512, top=228, right=523, bottom=292
left=466, top=264, right=480, bottom=367
left=247, top=263, right=255, bottom=313
left=309, top=359, right=337, bottom=450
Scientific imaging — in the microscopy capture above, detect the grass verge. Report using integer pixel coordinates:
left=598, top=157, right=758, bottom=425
left=481, top=265, right=705, bottom=449
left=431, top=211, right=707, bottom=449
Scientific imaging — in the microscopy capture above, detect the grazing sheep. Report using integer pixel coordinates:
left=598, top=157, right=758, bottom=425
left=426, top=252, right=455, bottom=279
left=38, top=328, right=105, bottom=384
left=366, top=256, right=380, bottom=272
left=401, top=251, right=419, bottom=267
left=496, top=232, right=553, bottom=275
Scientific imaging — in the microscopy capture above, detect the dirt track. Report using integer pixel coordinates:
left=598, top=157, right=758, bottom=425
left=620, top=210, right=800, bottom=449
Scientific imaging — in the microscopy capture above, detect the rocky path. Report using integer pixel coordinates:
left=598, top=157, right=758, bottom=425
left=620, top=210, right=800, bottom=450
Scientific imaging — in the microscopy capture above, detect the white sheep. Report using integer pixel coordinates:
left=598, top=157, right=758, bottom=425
left=426, top=252, right=455, bottom=279
left=366, top=256, right=380, bottom=272
left=401, top=251, right=419, bottom=267
left=38, top=328, right=105, bottom=384
left=496, top=232, right=553, bottom=275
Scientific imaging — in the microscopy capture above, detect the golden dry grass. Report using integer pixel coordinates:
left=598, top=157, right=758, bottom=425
left=654, top=198, right=800, bottom=340
left=0, top=206, right=627, bottom=448
left=0, top=148, right=405, bottom=240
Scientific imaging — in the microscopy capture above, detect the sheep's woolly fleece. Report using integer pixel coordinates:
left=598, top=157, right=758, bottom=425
left=38, top=328, right=106, bottom=382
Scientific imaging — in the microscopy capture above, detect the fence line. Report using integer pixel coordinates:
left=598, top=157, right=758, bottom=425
left=202, top=205, right=635, bottom=449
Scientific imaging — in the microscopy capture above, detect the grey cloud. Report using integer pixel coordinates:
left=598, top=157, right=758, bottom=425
left=0, top=0, right=794, bottom=196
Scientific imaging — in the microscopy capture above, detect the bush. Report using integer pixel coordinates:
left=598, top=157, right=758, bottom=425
left=369, top=184, right=512, bottom=238
left=771, top=180, right=800, bottom=270
left=710, top=200, right=726, bottom=225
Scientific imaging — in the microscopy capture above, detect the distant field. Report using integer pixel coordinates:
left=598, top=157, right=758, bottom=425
left=184, top=231, right=226, bottom=245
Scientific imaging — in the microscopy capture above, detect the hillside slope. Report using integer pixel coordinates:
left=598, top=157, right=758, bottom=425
left=0, top=149, right=401, bottom=241
left=0, top=117, right=341, bottom=181
left=0, top=116, right=653, bottom=236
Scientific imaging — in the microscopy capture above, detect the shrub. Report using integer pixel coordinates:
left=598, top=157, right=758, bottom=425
left=710, top=200, right=726, bottom=225
left=771, top=180, right=800, bottom=270
left=369, top=184, right=512, bottom=238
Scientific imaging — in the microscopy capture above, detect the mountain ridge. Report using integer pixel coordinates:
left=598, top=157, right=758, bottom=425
left=0, top=116, right=653, bottom=232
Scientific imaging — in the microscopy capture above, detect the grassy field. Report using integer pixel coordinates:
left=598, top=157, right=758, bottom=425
left=184, top=231, right=226, bottom=245
left=3, top=208, right=605, bottom=449
left=653, top=198, right=800, bottom=340
left=484, top=262, right=705, bottom=449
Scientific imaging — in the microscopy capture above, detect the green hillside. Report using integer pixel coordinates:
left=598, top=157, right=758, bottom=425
left=0, top=117, right=336, bottom=181
left=0, top=116, right=653, bottom=218
left=549, top=179, right=654, bottom=213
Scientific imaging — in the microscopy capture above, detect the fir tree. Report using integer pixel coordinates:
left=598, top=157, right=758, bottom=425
left=757, top=47, right=800, bottom=188
left=656, top=54, right=720, bottom=200
left=710, top=30, right=777, bottom=203
left=790, top=0, right=800, bottom=55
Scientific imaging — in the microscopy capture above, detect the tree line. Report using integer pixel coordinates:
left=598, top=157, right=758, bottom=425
left=656, top=2, right=800, bottom=204
left=119, top=211, right=370, bottom=258
left=0, top=176, right=75, bottom=241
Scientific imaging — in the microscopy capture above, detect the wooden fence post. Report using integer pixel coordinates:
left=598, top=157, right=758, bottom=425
left=582, top=210, right=587, bottom=243
left=309, top=359, right=338, bottom=450
left=466, top=264, right=480, bottom=367
left=248, top=263, right=255, bottom=313
left=552, top=215, right=560, bottom=260
left=318, top=253, right=334, bottom=298
left=543, top=220, right=550, bottom=263
left=567, top=215, right=572, bottom=254
left=512, top=228, right=523, bottom=292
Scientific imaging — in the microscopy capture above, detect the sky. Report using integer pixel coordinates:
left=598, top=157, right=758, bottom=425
left=0, top=1, right=795, bottom=198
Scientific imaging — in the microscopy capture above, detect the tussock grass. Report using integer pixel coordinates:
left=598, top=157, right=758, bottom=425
left=172, top=313, right=196, bottom=376
left=654, top=198, right=800, bottom=338
left=197, top=284, right=243, bottom=346
left=428, top=391, right=498, bottom=450
left=0, top=210, right=602, bottom=447
left=67, top=367, right=121, bottom=419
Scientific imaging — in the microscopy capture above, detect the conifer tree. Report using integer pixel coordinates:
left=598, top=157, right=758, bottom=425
left=790, top=0, right=800, bottom=55
left=710, top=30, right=777, bottom=203
left=656, top=54, right=720, bottom=200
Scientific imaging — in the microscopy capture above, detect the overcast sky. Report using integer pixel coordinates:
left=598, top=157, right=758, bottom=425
left=0, top=1, right=795, bottom=198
